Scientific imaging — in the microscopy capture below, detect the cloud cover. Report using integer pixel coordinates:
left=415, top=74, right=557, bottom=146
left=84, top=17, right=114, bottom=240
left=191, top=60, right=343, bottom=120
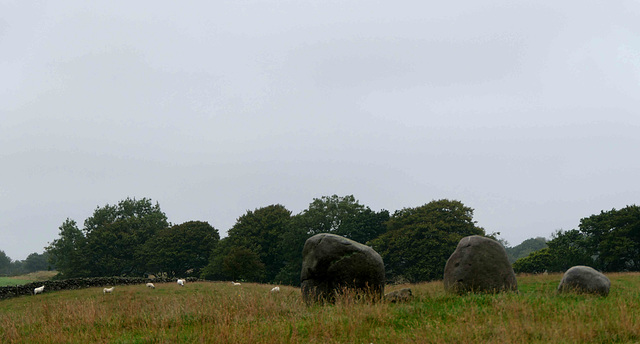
left=1, top=0, right=639, bottom=259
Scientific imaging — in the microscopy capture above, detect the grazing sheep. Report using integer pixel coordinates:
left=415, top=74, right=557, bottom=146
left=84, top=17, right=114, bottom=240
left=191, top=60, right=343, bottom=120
left=177, top=279, right=185, bottom=287
left=146, top=283, right=155, bottom=289
left=270, top=286, right=280, bottom=293
left=103, top=287, right=114, bottom=294
left=232, top=282, right=241, bottom=286
left=33, top=285, right=45, bottom=295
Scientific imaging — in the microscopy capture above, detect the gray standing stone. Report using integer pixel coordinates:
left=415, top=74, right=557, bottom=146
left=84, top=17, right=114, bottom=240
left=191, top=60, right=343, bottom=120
left=385, top=288, right=413, bottom=303
left=558, top=265, right=610, bottom=296
left=443, top=235, right=518, bottom=294
left=300, top=233, right=385, bottom=304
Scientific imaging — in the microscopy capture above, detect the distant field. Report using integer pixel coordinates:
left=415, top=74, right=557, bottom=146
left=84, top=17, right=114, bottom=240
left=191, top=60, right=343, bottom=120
left=0, top=271, right=57, bottom=287
left=0, top=278, right=32, bottom=287
left=1, top=273, right=639, bottom=343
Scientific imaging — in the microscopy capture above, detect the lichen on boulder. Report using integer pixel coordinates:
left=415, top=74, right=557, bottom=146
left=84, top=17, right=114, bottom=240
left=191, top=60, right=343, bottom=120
left=300, top=233, right=385, bottom=304
left=558, top=265, right=610, bottom=296
left=443, top=235, right=517, bottom=294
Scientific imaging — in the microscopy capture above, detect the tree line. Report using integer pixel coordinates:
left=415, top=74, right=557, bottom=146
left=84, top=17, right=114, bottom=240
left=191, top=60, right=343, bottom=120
left=44, top=196, right=486, bottom=285
left=13, top=197, right=638, bottom=283
left=513, top=205, right=640, bottom=274
left=0, top=251, right=50, bottom=276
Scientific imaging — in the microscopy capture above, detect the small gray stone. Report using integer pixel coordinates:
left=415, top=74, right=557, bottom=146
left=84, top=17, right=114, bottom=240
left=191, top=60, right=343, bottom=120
left=443, top=235, right=517, bottom=294
left=385, top=288, right=413, bottom=303
left=558, top=265, right=610, bottom=296
left=300, top=233, right=385, bottom=304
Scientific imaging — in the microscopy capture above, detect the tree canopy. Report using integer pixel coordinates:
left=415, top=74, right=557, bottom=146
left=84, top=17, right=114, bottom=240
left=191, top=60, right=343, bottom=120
left=513, top=229, right=593, bottom=273
left=46, top=198, right=171, bottom=278
left=293, top=195, right=389, bottom=243
left=580, top=205, right=640, bottom=271
left=42, top=195, right=640, bottom=285
left=46, top=218, right=89, bottom=278
left=144, top=221, right=219, bottom=278
left=23, top=252, right=51, bottom=273
left=0, top=250, right=11, bottom=276
left=370, top=199, right=485, bottom=283
left=83, top=198, right=169, bottom=277
left=224, top=204, right=291, bottom=282
left=514, top=205, right=640, bottom=273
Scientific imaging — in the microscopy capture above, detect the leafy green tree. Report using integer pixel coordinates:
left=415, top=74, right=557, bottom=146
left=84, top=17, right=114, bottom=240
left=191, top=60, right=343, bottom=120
left=273, top=214, right=313, bottom=286
left=579, top=205, right=640, bottom=271
left=296, top=195, right=363, bottom=234
left=9, top=260, right=26, bottom=276
left=23, top=252, right=51, bottom=273
left=370, top=199, right=485, bottom=283
left=293, top=195, right=388, bottom=243
left=46, top=218, right=90, bottom=278
left=82, top=198, right=169, bottom=277
left=514, top=205, right=640, bottom=273
left=273, top=215, right=310, bottom=286
left=201, top=239, right=266, bottom=282
left=514, top=229, right=592, bottom=273
left=545, top=229, right=593, bottom=271
left=201, top=237, right=230, bottom=281
left=0, top=250, right=11, bottom=275
left=513, top=248, right=553, bottom=273
left=339, top=208, right=390, bottom=245
left=224, top=204, right=291, bottom=282
left=220, top=246, right=265, bottom=282
left=144, top=221, right=219, bottom=278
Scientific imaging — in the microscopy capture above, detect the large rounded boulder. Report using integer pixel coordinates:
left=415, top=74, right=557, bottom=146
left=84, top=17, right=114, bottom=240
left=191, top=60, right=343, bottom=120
left=558, top=265, right=610, bottom=296
left=301, top=233, right=385, bottom=304
left=443, top=235, right=517, bottom=294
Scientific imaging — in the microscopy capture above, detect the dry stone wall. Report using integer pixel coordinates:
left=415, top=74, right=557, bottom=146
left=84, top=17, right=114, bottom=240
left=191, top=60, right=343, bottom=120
left=0, top=277, right=199, bottom=300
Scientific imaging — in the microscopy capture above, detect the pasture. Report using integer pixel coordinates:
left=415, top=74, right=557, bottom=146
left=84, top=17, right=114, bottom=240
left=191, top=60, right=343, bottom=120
left=1, top=273, right=640, bottom=343
left=0, top=271, right=58, bottom=287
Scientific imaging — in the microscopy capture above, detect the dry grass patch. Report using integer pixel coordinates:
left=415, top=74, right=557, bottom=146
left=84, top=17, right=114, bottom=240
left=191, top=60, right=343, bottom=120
left=13, top=271, right=58, bottom=281
left=0, top=273, right=639, bottom=343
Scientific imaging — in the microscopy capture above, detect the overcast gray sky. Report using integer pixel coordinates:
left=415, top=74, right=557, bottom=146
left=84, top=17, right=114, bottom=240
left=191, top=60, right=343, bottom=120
left=2, top=1, right=639, bottom=260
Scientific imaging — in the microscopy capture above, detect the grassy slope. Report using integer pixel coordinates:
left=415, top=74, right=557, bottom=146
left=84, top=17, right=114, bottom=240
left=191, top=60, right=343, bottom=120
left=1, top=273, right=639, bottom=343
left=0, top=278, right=32, bottom=287
left=0, top=271, right=58, bottom=287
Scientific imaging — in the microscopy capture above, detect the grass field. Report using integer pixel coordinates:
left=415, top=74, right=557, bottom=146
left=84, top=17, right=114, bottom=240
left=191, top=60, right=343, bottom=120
left=0, top=271, right=58, bottom=287
left=1, top=273, right=639, bottom=343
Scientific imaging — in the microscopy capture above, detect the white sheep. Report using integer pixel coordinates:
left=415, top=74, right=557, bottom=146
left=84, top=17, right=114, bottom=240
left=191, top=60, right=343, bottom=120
left=33, top=285, right=45, bottom=295
left=270, top=286, right=280, bottom=293
left=146, top=282, right=155, bottom=289
left=231, top=282, right=241, bottom=286
left=177, top=279, right=185, bottom=287
left=103, top=287, right=114, bottom=294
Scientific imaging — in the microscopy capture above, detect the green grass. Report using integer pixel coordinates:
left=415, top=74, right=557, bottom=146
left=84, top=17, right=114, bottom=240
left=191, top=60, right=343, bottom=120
left=0, top=271, right=57, bottom=286
left=1, top=273, right=640, bottom=343
left=0, top=278, right=32, bottom=287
